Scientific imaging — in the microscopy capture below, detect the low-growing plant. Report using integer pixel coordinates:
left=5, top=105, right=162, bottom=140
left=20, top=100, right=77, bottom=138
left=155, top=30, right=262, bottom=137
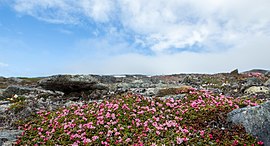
left=16, top=90, right=264, bottom=145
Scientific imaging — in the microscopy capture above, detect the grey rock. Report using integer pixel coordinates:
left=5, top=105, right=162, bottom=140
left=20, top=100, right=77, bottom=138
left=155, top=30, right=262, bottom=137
left=39, top=75, right=108, bottom=93
left=8, top=77, right=23, bottom=83
left=241, top=77, right=263, bottom=92
left=244, top=86, right=269, bottom=94
left=246, top=77, right=263, bottom=86
left=264, top=78, right=270, bottom=87
left=0, top=89, right=4, bottom=99
left=0, top=101, right=11, bottom=113
left=227, top=101, right=270, bottom=145
left=0, top=130, right=23, bottom=146
left=230, top=69, right=239, bottom=75
left=2, top=85, right=64, bottom=99
left=161, top=94, right=186, bottom=100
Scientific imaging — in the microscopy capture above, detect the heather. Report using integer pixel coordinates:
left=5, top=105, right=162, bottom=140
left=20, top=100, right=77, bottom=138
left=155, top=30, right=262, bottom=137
left=16, top=89, right=264, bottom=145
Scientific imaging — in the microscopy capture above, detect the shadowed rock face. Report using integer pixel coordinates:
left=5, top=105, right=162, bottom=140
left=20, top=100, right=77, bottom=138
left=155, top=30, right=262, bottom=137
left=38, top=75, right=108, bottom=93
left=227, top=101, right=270, bottom=145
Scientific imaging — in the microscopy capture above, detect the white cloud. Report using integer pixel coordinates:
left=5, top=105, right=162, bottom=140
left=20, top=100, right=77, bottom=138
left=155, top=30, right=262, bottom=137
left=6, top=0, right=270, bottom=75
left=119, top=0, right=270, bottom=52
left=68, top=33, right=270, bottom=75
left=12, top=0, right=270, bottom=54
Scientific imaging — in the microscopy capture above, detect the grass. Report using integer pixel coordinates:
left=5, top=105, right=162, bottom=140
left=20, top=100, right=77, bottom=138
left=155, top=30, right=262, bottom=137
left=16, top=89, right=264, bottom=145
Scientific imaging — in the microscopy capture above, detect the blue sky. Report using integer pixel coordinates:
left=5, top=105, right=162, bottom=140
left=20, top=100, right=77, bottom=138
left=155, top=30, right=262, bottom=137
left=0, top=0, right=270, bottom=77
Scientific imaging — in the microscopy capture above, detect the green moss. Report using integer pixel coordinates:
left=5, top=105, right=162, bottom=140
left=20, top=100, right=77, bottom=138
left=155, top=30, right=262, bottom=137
left=157, top=86, right=193, bottom=97
left=9, top=101, right=27, bottom=114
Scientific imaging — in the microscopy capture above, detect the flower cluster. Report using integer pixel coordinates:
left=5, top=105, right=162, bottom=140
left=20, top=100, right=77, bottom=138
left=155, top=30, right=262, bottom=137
left=17, top=90, right=264, bottom=145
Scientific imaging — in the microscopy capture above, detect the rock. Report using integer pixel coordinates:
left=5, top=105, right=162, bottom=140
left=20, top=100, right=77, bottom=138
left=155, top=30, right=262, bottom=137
left=0, top=130, right=23, bottom=146
left=161, top=94, right=186, bottom=100
left=244, top=86, right=269, bottom=94
left=243, top=69, right=270, bottom=75
left=0, top=89, right=4, bottom=99
left=245, top=77, right=263, bottom=86
left=264, top=78, right=270, bottom=87
left=2, top=85, right=64, bottom=99
left=39, top=75, right=108, bottom=93
left=0, top=101, right=11, bottom=113
left=240, top=77, right=263, bottom=92
left=230, top=69, right=239, bottom=75
left=227, top=101, right=270, bottom=145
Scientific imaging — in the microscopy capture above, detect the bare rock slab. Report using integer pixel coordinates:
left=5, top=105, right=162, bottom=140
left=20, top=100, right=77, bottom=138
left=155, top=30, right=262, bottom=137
left=227, top=101, right=270, bottom=145
left=38, top=75, right=108, bottom=93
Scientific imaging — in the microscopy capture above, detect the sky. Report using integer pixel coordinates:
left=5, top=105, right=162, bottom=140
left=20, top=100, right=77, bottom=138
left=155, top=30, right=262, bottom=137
left=0, top=0, right=270, bottom=77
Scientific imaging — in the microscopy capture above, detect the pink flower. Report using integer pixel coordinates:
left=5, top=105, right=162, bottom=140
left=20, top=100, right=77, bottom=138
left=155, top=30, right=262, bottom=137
left=111, top=113, right=116, bottom=119
left=37, top=127, right=43, bottom=132
left=92, top=136, right=99, bottom=141
left=200, top=130, right=205, bottom=137
left=209, top=134, right=213, bottom=139
left=125, top=138, right=131, bottom=143
left=156, top=130, right=161, bottom=135
left=182, top=137, right=189, bottom=142
left=257, top=141, right=264, bottom=145
left=233, top=140, right=238, bottom=146
left=72, top=142, right=78, bottom=146
left=137, top=111, right=144, bottom=114
left=115, top=132, right=121, bottom=136
left=105, top=112, right=111, bottom=118
left=176, top=137, right=183, bottom=144
left=107, top=130, right=113, bottom=136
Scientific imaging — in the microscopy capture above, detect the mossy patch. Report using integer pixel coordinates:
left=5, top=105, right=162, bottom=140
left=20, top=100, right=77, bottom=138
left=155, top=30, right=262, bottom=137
left=156, top=86, right=193, bottom=97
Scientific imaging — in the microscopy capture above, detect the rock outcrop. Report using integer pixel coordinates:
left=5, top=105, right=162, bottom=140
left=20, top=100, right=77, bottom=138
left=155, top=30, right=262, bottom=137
left=38, top=75, right=108, bottom=93
left=1, top=85, right=64, bottom=99
left=227, top=101, right=270, bottom=145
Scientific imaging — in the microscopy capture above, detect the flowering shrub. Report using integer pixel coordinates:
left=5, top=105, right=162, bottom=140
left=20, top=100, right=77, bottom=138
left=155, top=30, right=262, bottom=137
left=16, top=90, right=264, bottom=145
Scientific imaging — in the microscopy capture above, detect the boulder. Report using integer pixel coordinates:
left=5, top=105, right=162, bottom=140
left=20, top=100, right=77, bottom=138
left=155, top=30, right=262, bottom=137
left=38, top=75, right=108, bottom=93
left=227, top=101, right=270, bottom=145
left=244, top=86, right=269, bottom=94
left=2, top=85, right=64, bottom=99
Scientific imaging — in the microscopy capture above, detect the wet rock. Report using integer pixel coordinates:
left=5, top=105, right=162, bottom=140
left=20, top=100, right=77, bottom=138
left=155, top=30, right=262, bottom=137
left=2, top=85, right=64, bottom=99
left=0, top=130, right=23, bottom=146
left=244, top=86, right=269, bottom=94
left=227, top=101, right=270, bottom=145
left=39, top=75, right=108, bottom=93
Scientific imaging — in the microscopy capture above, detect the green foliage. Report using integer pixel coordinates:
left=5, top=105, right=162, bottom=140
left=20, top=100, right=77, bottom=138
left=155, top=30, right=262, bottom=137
left=16, top=90, right=264, bottom=145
